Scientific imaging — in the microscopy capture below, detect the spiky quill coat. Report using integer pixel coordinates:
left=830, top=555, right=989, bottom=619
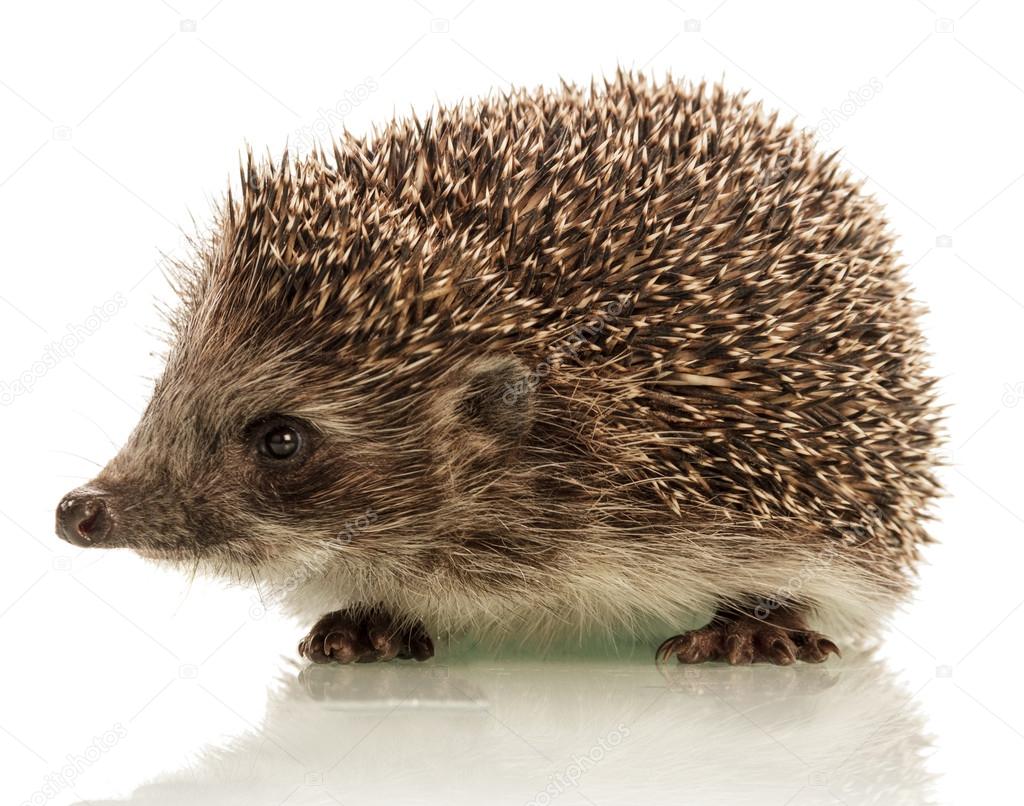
left=106, top=73, right=941, bottom=646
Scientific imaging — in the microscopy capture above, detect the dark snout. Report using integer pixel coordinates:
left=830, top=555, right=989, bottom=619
left=56, top=487, right=112, bottom=547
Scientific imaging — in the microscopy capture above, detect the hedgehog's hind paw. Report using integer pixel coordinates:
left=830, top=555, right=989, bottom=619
left=657, top=608, right=840, bottom=666
left=298, top=605, right=434, bottom=664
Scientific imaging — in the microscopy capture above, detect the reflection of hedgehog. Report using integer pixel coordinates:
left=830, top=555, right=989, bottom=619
left=55, top=72, right=941, bottom=665
left=70, top=653, right=936, bottom=805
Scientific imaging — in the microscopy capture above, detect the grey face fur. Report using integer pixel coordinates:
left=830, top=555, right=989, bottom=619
left=56, top=327, right=535, bottom=580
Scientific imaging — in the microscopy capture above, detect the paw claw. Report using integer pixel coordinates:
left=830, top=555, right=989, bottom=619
left=724, top=633, right=754, bottom=665
left=797, top=635, right=841, bottom=663
left=300, top=637, right=331, bottom=664
left=408, top=628, right=434, bottom=661
left=323, top=630, right=360, bottom=663
left=656, top=628, right=721, bottom=664
left=766, top=636, right=797, bottom=666
left=368, top=627, right=401, bottom=660
left=656, top=635, right=683, bottom=663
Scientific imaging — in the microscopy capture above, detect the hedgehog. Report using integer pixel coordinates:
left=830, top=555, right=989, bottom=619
left=55, top=72, right=941, bottom=666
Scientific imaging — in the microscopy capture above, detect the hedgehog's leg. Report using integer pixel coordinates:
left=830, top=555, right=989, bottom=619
left=657, top=605, right=839, bottom=665
left=298, top=604, right=433, bottom=664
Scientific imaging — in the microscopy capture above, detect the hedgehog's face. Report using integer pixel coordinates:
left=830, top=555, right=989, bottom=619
left=54, top=395, right=346, bottom=572
left=54, top=344, right=534, bottom=577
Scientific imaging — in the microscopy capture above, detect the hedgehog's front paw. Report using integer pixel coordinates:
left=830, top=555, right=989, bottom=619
left=657, top=609, right=840, bottom=666
left=298, top=605, right=434, bottom=664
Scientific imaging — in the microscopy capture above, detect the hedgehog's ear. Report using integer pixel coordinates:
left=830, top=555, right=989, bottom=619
left=444, top=355, right=534, bottom=447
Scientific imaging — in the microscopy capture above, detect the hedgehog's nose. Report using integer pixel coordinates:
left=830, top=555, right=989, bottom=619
left=56, top=487, right=112, bottom=547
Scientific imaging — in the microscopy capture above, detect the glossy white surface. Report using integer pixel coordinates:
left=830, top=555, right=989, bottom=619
left=54, top=653, right=940, bottom=805
left=2, top=1, right=1022, bottom=804
left=0, top=623, right=1015, bottom=805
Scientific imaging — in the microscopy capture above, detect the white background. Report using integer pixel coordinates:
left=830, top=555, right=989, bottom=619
left=1, top=1, right=1022, bottom=804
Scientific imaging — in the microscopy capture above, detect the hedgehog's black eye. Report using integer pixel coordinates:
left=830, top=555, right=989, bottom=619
left=261, top=425, right=300, bottom=459
left=248, top=416, right=311, bottom=463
